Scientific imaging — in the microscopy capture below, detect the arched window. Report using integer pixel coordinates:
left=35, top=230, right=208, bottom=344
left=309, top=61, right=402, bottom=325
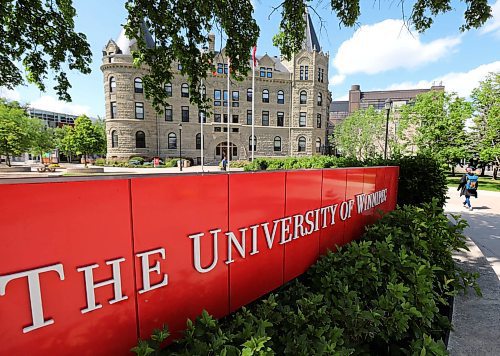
left=249, top=135, right=257, bottom=152
left=168, top=132, right=177, bottom=149
left=181, top=83, right=189, bottom=98
left=316, top=114, right=322, bottom=128
left=196, top=133, right=201, bottom=149
left=247, top=88, right=252, bottom=101
left=274, top=136, right=282, bottom=152
left=111, top=130, right=118, bottom=148
left=298, top=136, right=306, bottom=152
left=317, top=92, right=322, bottom=106
left=165, top=83, right=172, bottom=97
left=262, top=89, right=269, bottom=103
left=109, top=77, right=116, bottom=93
left=300, top=90, right=307, bottom=104
left=136, top=131, right=146, bottom=148
left=316, top=138, right=321, bottom=153
left=134, top=78, right=143, bottom=93
left=277, top=90, right=284, bottom=104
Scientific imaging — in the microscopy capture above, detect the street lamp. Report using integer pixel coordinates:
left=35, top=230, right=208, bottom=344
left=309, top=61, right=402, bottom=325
left=384, top=98, right=392, bottom=160
left=178, top=123, right=183, bottom=172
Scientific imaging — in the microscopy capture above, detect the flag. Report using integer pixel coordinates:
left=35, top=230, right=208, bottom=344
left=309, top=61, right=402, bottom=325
left=252, top=46, right=257, bottom=67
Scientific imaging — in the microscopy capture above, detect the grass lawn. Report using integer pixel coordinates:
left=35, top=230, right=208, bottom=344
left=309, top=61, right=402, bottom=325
left=447, top=176, right=500, bottom=192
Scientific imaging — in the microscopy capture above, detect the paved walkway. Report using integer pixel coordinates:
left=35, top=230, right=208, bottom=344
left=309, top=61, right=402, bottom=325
left=445, top=187, right=500, bottom=355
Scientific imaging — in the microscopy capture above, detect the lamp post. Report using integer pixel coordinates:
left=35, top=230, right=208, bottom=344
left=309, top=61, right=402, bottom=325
left=384, top=98, right=392, bottom=160
left=178, top=123, right=183, bottom=172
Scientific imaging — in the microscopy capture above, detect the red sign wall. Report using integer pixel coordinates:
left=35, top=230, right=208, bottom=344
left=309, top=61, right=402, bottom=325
left=0, top=167, right=398, bottom=355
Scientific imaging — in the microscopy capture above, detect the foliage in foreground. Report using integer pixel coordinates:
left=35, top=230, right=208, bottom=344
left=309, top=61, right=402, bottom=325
left=133, top=200, right=479, bottom=356
left=244, top=155, right=448, bottom=208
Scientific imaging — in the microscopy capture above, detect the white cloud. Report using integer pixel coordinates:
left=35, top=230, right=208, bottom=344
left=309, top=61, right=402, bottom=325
left=329, top=74, right=346, bottom=85
left=0, top=87, right=21, bottom=102
left=334, top=94, right=349, bottom=101
left=29, top=95, right=92, bottom=117
left=377, top=61, right=500, bottom=98
left=332, top=19, right=461, bottom=76
left=481, top=0, right=500, bottom=37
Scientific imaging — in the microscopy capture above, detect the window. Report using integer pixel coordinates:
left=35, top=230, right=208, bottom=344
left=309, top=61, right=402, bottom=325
left=136, top=131, right=146, bottom=148
left=247, top=88, right=252, bottom=101
left=111, top=130, right=118, bottom=148
left=181, top=83, right=189, bottom=98
left=165, top=83, right=172, bottom=97
left=266, top=67, right=273, bottom=78
left=299, top=112, right=306, bottom=127
left=181, top=106, right=189, bottom=122
left=165, top=106, right=172, bottom=121
left=317, top=68, right=324, bottom=83
left=217, top=63, right=224, bottom=74
left=300, top=90, right=307, bottom=104
left=201, top=84, right=206, bottom=99
left=111, top=102, right=117, bottom=119
left=134, top=78, right=143, bottom=93
left=260, top=67, right=266, bottom=77
left=168, top=132, right=177, bottom=149
left=277, top=112, right=284, bottom=127
left=317, top=92, right=323, bottom=106
left=316, top=114, right=322, bottom=128
left=277, top=90, right=284, bottom=104
left=223, top=90, right=228, bottom=106
left=300, top=66, right=304, bottom=80
left=274, top=136, right=281, bottom=152
left=232, top=91, right=239, bottom=107
left=198, top=110, right=206, bottom=123
left=231, top=128, right=239, bottom=133
left=262, top=89, right=269, bottom=103
left=177, top=63, right=183, bottom=70
left=214, top=127, right=222, bottom=132
left=247, top=110, right=252, bottom=125
left=316, top=138, right=322, bottom=153
left=232, top=115, right=239, bottom=123
left=249, top=135, right=257, bottom=151
left=109, top=77, right=116, bottom=93
left=135, top=102, right=144, bottom=119
left=298, top=136, right=306, bottom=152
left=214, top=89, right=221, bottom=106
left=214, top=114, right=221, bottom=123
left=262, top=111, right=269, bottom=126
left=305, top=66, right=309, bottom=80
left=223, top=114, right=228, bottom=123
left=224, top=63, right=228, bottom=74
left=196, top=133, right=201, bottom=149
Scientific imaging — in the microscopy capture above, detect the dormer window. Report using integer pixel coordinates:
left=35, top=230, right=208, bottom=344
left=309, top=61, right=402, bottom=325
left=259, top=67, right=273, bottom=78
left=266, top=68, right=272, bottom=78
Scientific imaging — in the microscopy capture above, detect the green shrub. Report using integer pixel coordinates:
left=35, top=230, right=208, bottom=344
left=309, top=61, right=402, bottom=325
left=94, top=158, right=106, bottom=166
left=129, top=156, right=145, bottom=164
left=133, top=200, right=478, bottom=355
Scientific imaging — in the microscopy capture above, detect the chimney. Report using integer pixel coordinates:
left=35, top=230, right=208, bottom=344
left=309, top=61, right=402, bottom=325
left=208, top=33, right=215, bottom=52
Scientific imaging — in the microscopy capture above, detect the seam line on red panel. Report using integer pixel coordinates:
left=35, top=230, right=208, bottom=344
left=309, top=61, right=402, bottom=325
left=227, top=174, right=231, bottom=313
left=128, top=179, right=141, bottom=339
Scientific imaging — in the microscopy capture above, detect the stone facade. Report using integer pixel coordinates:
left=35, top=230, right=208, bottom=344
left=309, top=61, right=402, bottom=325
left=101, top=14, right=330, bottom=163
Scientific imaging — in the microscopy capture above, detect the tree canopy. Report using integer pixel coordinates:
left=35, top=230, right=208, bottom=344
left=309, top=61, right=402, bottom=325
left=125, top=0, right=493, bottom=113
left=0, top=0, right=92, bottom=101
left=71, top=115, right=106, bottom=166
left=0, top=98, right=32, bottom=166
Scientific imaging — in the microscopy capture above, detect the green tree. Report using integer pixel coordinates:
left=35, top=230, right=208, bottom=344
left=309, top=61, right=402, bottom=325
left=54, top=125, right=76, bottom=163
left=400, top=91, right=473, bottom=175
left=0, top=99, right=32, bottom=166
left=1, top=0, right=92, bottom=101
left=125, top=0, right=492, bottom=113
left=471, top=72, right=500, bottom=179
left=72, top=115, right=106, bottom=167
left=28, top=119, right=55, bottom=163
left=333, top=106, right=405, bottom=160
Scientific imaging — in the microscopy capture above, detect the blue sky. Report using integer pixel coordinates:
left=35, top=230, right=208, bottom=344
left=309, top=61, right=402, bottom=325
left=1, top=0, right=499, bottom=117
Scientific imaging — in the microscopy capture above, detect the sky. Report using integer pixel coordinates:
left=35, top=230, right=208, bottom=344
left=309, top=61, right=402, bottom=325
left=1, top=0, right=499, bottom=117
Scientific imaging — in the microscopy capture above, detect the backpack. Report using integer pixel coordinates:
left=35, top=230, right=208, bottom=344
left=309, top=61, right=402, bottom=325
left=466, top=175, right=478, bottom=191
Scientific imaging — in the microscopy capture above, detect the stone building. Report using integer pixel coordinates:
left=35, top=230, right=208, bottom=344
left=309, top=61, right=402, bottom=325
left=101, top=13, right=330, bottom=163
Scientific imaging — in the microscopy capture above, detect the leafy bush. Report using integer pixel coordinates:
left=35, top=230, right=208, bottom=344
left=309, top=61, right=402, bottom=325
left=130, top=156, right=145, bottom=164
left=94, top=158, right=106, bottom=166
left=133, top=200, right=478, bottom=355
left=228, top=160, right=250, bottom=168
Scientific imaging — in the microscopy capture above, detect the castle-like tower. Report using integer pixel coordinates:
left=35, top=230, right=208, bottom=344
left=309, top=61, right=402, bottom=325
left=101, top=13, right=330, bottom=163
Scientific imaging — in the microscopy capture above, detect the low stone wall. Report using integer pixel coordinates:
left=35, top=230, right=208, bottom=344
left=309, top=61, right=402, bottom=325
left=66, top=167, right=105, bottom=174
left=0, top=166, right=32, bottom=172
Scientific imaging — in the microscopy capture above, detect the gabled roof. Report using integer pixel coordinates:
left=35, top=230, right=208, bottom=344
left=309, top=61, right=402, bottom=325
left=303, top=10, right=321, bottom=52
left=114, top=22, right=155, bottom=55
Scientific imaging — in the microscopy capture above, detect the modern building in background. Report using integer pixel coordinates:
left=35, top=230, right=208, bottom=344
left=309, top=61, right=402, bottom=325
left=102, top=12, right=330, bottom=163
left=26, top=108, right=78, bottom=128
left=327, top=84, right=445, bottom=148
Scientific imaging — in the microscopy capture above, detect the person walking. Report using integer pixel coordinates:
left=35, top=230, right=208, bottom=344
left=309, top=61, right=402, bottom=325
left=458, top=167, right=479, bottom=211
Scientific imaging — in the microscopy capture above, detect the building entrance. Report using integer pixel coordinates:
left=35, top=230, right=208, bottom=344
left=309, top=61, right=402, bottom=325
left=215, top=142, right=238, bottom=160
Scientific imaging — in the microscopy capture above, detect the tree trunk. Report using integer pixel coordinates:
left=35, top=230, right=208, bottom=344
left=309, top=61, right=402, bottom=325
left=481, top=166, right=486, bottom=176
left=84, top=153, right=88, bottom=168
left=451, top=165, right=455, bottom=176
left=6, top=152, right=11, bottom=167
left=494, top=166, right=498, bottom=180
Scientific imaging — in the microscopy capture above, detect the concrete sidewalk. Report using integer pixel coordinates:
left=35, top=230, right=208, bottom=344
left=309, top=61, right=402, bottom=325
left=445, top=187, right=500, bottom=355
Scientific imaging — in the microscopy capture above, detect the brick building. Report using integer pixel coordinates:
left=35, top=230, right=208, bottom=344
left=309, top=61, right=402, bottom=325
left=102, top=13, right=330, bottom=163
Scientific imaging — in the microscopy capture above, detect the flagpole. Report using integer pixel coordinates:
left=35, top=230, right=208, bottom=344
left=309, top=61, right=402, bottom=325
left=227, top=57, right=231, bottom=171
left=200, top=78, right=204, bottom=172
left=251, top=46, right=255, bottom=161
